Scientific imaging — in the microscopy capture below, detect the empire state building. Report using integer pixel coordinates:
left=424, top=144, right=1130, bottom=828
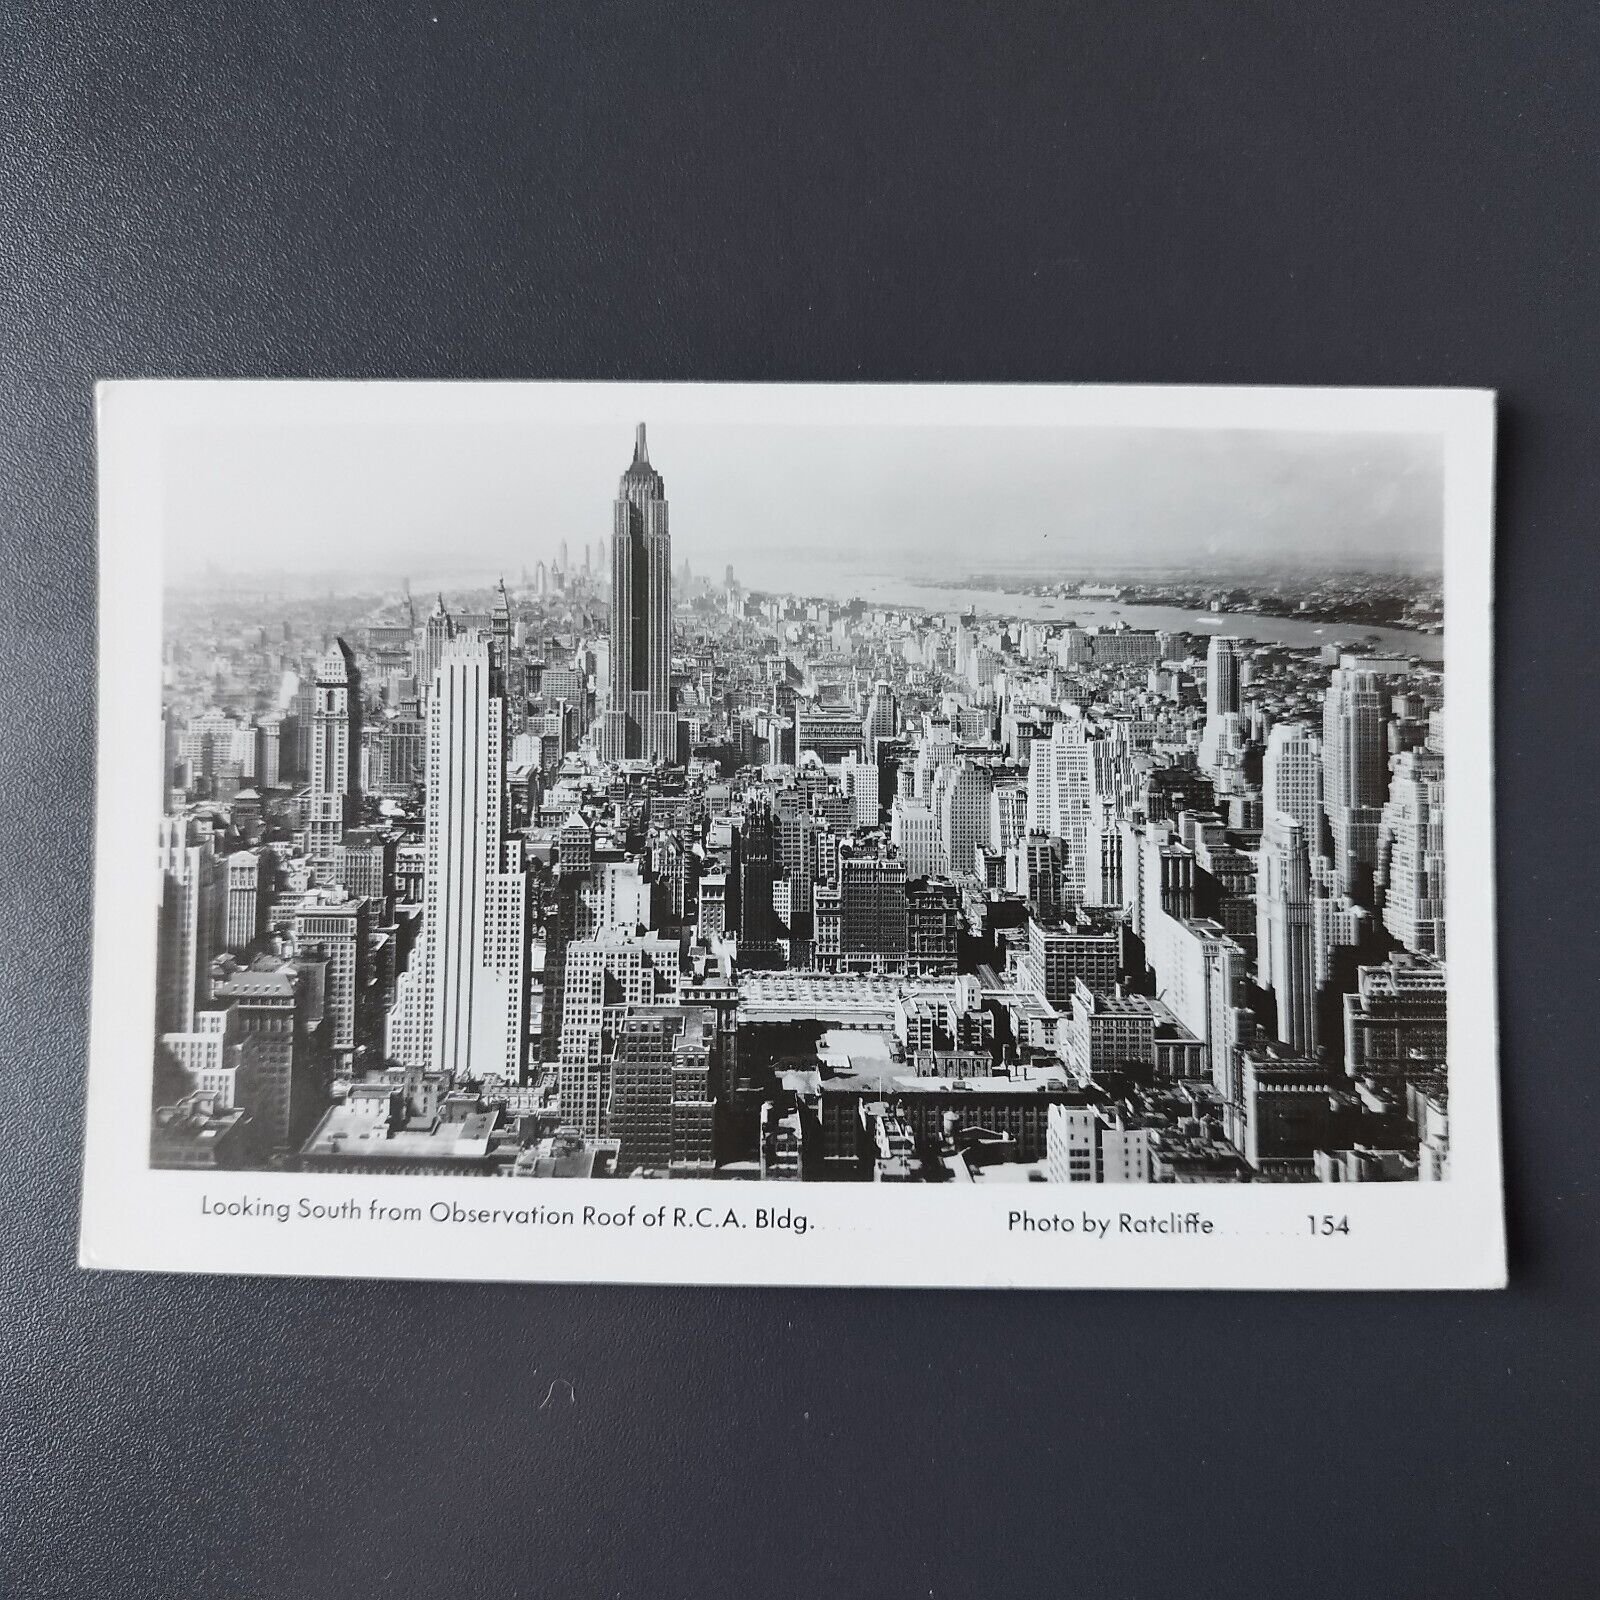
left=604, top=422, right=675, bottom=762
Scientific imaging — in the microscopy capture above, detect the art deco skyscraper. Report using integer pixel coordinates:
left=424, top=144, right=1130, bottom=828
left=1198, top=635, right=1244, bottom=773
left=1262, top=722, right=1324, bottom=855
left=1322, top=660, right=1390, bottom=901
left=1376, top=741, right=1446, bottom=957
left=1025, top=717, right=1096, bottom=911
left=415, top=596, right=454, bottom=697
left=224, top=848, right=267, bottom=951
left=603, top=423, right=674, bottom=763
left=491, top=577, right=523, bottom=735
left=387, top=638, right=528, bottom=1081
left=1205, top=635, right=1243, bottom=721
left=1256, top=813, right=1318, bottom=1053
left=307, top=639, right=360, bottom=883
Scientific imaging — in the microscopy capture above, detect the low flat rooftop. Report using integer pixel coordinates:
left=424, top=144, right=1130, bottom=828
left=302, top=1104, right=499, bottom=1161
left=817, top=1065, right=1075, bottom=1097
left=214, top=968, right=297, bottom=997
left=967, top=1160, right=1050, bottom=1184
left=1085, top=992, right=1161, bottom=1018
left=738, top=972, right=904, bottom=1022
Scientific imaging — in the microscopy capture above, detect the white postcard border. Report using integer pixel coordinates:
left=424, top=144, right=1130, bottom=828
left=80, top=381, right=1505, bottom=1290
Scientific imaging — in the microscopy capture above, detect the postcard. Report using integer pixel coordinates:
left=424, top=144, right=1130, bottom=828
left=80, top=381, right=1503, bottom=1288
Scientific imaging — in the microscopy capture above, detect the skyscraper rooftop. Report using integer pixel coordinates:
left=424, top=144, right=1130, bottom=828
left=620, top=420, right=664, bottom=495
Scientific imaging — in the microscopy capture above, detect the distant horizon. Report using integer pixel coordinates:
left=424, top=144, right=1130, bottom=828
left=165, top=550, right=1443, bottom=600
left=161, top=415, right=1444, bottom=588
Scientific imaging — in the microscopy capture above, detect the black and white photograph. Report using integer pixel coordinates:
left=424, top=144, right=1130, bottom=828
left=81, top=381, right=1502, bottom=1289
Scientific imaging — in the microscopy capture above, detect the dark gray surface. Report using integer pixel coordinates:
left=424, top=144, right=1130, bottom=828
left=1, top=4, right=1593, bottom=1595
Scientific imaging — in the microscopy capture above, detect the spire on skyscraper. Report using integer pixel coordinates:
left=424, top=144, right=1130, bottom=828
left=605, top=422, right=674, bottom=762
left=621, top=421, right=664, bottom=494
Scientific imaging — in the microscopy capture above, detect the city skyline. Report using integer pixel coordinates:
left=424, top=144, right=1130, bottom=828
left=161, top=414, right=1445, bottom=589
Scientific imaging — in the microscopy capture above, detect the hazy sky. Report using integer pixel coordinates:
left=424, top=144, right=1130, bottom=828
left=163, top=415, right=1442, bottom=589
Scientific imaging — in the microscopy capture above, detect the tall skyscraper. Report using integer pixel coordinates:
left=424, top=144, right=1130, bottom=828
left=1256, top=813, right=1318, bottom=1053
left=907, top=877, right=960, bottom=973
left=933, top=758, right=993, bottom=882
left=774, top=792, right=819, bottom=944
left=1342, top=952, right=1447, bottom=1077
left=730, top=805, right=783, bottom=969
left=492, top=577, right=523, bottom=735
left=491, top=578, right=512, bottom=667
left=989, top=781, right=1028, bottom=853
left=1205, top=635, right=1243, bottom=721
left=557, top=931, right=683, bottom=1136
left=890, top=795, right=941, bottom=878
left=838, top=754, right=880, bottom=827
left=259, top=710, right=285, bottom=788
left=179, top=709, right=237, bottom=785
left=387, top=638, right=529, bottom=1081
left=839, top=851, right=910, bottom=971
left=224, top=849, right=266, bottom=951
left=1198, top=635, right=1244, bottom=772
left=291, top=677, right=315, bottom=779
left=211, top=964, right=327, bottom=1156
left=294, top=890, right=373, bottom=1058
left=862, top=678, right=899, bottom=755
left=307, top=639, right=360, bottom=882
left=607, top=1005, right=717, bottom=1174
left=1143, top=905, right=1245, bottom=1100
left=912, top=718, right=956, bottom=799
left=1376, top=742, right=1446, bottom=957
left=1085, top=804, right=1124, bottom=907
left=1263, top=722, right=1324, bottom=851
left=953, top=622, right=977, bottom=680
left=1008, top=831, right=1065, bottom=919
left=1025, top=719, right=1096, bottom=911
left=155, top=815, right=224, bottom=1034
left=374, top=712, right=425, bottom=797
left=228, top=724, right=260, bottom=781
left=538, top=857, right=586, bottom=1066
left=1322, top=660, right=1391, bottom=901
left=415, top=596, right=454, bottom=695
left=603, top=423, right=675, bottom=762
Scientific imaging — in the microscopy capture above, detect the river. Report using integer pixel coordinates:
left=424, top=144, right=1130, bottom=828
left=789, top=573, right=1443, bottom=664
